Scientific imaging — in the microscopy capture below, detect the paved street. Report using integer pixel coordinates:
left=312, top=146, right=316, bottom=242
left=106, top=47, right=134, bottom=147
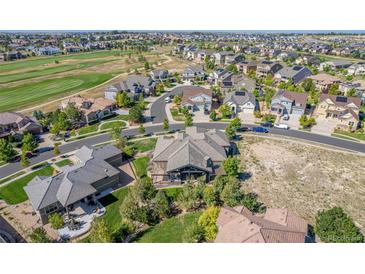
left=1, top=121, right=365, bottom=179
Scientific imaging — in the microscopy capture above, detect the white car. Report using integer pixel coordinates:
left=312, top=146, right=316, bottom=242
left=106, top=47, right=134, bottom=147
left=274, top=123, right=289, bottom=130
left=164, top=96, right=171, bottom=103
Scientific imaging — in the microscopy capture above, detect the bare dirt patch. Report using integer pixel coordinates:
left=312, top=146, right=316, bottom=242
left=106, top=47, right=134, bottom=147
left=238, top=135, right=365, bottom=232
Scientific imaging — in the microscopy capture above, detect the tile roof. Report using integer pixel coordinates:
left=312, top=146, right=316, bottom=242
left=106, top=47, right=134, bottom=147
left=215, top=206, right=308, bottom=243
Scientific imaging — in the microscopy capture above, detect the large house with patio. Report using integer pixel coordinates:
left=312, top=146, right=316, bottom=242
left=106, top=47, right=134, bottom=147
left=61, top=96, right=116, bottom=125
left=24, top=145, right=123, bottom=224
left=149, top=127, right=231, bottom=184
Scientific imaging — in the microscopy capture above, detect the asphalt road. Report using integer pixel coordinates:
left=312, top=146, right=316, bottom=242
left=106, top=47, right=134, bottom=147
left=1, top=122, right=365, bottom=179
left=150, top=85, right=187, bottom=123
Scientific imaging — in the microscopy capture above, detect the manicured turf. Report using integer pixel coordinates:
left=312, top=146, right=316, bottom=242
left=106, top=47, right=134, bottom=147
left=0, top=59, right=112, bottom=84
left=0, top=73, right=114, bottom=112
left=0, top=171, right=26, bottom=185
left=333, top=129, right=365, bottom=141
left=135, top=211, right=202, bottom=243
left=0, top=166, right=54, bottom=204
left=170, top=108, right=186, bottom=121
left=55, top=159, right=73, bottom=167
left=98, top=187, right=129, bottom=233
left=128, top=138, right=157, bottom=153
left=99, top=120, right=126, bottom=130
left=77, top=124, right=99, bottom=135
left=0, top=50, right=131, bottom=73
left=132, top=157, right=150, bottom=178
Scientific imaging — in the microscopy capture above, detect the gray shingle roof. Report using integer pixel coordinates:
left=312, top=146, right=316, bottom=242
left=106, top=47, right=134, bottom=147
left=24, top=144, right=121, bottom=210
left=152, top=127, right=229, bottom=173
left=224, top=90, right=256, bottom=106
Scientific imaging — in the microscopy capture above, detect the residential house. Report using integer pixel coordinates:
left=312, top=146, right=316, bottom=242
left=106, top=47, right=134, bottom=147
left=221, top=74, right=257, bottom=93
left=149, top=127, right=230, bottom=183
left=225, top=53, right=244, bottom=65
left=319, top=60, right=353, bottom=71
left=178, top=86, right=213, bottom=112
left=61, top=96, right=116, bottom=125
left=35, top=46, right=61, bottom=55
left=236, top=60, right=257, bottom=74
left=223, top=90, right=256, bottom=115
left=196, top=49, right=215, bottom=63
left=182, top=66, right=205, bottom=82
left=24, top=145, right=123, bottom=224
left=209, top=68, right=232, bottom=85
left=270, top=90, right=308, bottom=116
left=150, top=69, right=170, bottom=82
left=104, top=75, right=156, bottom=101
left=347, top=62, right=365, bottom=76
left=256, top=60, right=283, bottom=77
left=213, top=51, right=234, bottom=66
left=309, top=73, right=342, bottom=92
left=0, top=112, right=42, bottom=139
left=274, top=66, right=312, bottom=84
left=316, top=94, right=361, bottom=130
left=215, top=206, right=310, bottom=243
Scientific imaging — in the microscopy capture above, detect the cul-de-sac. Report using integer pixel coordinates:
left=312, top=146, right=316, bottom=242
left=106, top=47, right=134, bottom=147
left=1, top=31, right=365, bottom=243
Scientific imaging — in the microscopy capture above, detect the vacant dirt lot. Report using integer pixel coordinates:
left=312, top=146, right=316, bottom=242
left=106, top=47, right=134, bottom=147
left=238, top=135, right=365, bottom=232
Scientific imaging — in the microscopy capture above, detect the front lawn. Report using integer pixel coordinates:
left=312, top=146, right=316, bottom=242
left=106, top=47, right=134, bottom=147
left=0, top=166, right=54, bottom=204
left=0, top=171, right=26, bottom=185
left=170, top=108, right=186, bottom=121
left=128, top=138, right=157, bottom=153
left=132, top=157, right=150, bottom=178
left=77, top=124, right=99, bottom=135
left=100, top=120, right=126, bottom=130
left=134, top=211, right=202, bottom=243
left=55, top=159, right=73, bottom=167
left=333, top=129, right=365, bottom=141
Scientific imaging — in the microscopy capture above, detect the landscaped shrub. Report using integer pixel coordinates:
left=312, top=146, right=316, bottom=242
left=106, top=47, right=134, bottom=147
left=29, top=227, right=51, bottom=243
left=49, top=213, right=64, bottom=229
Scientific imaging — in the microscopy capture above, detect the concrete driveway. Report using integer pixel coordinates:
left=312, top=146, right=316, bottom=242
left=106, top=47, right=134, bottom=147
left=278, top=114, right=301, bottom=130
left=311, top=117, right=337, bottom=136
left=239, top=112, right=256, bottom=124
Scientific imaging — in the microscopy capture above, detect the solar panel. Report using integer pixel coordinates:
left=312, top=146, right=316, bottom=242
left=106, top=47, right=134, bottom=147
left=335, top=96, right=348, bottom=103
left=235, top=91, right=245, bottom=96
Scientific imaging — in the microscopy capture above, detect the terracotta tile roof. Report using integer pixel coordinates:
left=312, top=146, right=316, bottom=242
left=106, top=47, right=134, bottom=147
left=215, top=206, right=308, bottom=243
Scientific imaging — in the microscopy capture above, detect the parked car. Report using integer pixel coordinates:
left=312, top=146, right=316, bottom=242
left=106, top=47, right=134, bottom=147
left=164, top=96, right=171, bottom=103
left=252, top=126, right=269, bottom=133
left=260, top=121, right=274, bottom=128
left=274, top=123, right=289, bottom=130
left=282, top=114, right=289, bottom=121
left=237, top=126, right=251, bottom=132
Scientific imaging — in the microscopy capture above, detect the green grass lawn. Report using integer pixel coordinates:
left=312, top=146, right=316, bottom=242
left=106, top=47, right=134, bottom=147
left=55, top=159, right=73, bottom=167
left=77, top=124, right=99, bottom=135
left=107, top=114, right=130, bottom=121
left=134, top=211, right=202, bottom=243
left=170, top=108, right=186, bottom=121
left=132, top=157, right=150, bottom=178
left=0, top=59, right=113, bottom=84
left=0, top=171, right=26, bottom=185
left=0, top=73, right=114, bottom=112
left=333, top=129, right=365, bottom=141
left=99, top=120, right=126, bottom=130
left=0, top=161, right=6, bottom=167
left=0, top=50, right=131, bottom=73
left=128, top=138, right=157, bottom=153
left=0, top=166, right=54, bottom=204
left=98, top=187, right=130, bottom=233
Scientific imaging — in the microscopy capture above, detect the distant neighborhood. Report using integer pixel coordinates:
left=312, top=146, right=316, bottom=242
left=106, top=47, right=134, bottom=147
left=0, top=30, right=365, bottom=244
